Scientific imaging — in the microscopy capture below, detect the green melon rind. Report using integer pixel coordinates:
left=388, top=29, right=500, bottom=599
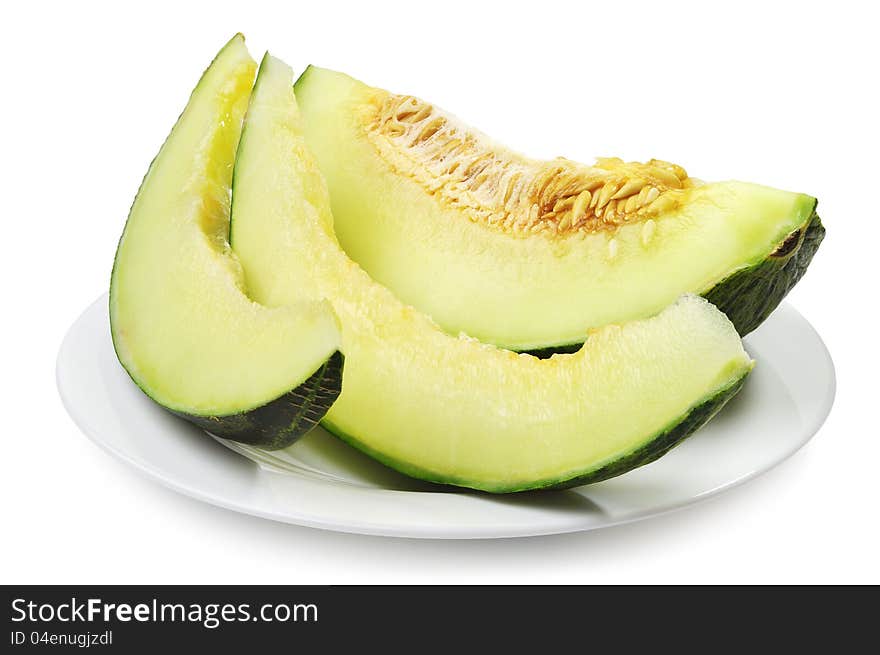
left=705, top=209, right=825, bottom=336
left=320, top=368, right=750, bottom=493
left=173, top=352, right=344, bottom=450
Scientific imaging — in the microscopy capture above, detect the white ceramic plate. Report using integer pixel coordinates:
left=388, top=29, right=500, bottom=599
left=57, top=295, right=834, bottom=539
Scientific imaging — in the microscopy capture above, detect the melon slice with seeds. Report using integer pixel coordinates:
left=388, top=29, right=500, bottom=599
left=294, top=66, right=824, bottom=351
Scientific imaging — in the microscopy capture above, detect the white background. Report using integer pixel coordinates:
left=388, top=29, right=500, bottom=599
left=2, top=1, right=878, bottom=583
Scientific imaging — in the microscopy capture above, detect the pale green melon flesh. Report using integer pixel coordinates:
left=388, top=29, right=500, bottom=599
left=110, top=36, right=340, bottom=418
left=294, top=66, right=816, bottom=350
left=230, top=55, right=754, bottom=492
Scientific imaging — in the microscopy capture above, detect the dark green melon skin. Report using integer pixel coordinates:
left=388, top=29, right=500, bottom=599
left=705, top=211, right=825, bottom=336
left=173, top=351, right=343, bottom=450
left=321, top=370, right=749, bottom=493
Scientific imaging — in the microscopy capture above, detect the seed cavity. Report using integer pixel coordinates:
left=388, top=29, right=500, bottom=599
left=365, top=90, right=692, bottom=236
